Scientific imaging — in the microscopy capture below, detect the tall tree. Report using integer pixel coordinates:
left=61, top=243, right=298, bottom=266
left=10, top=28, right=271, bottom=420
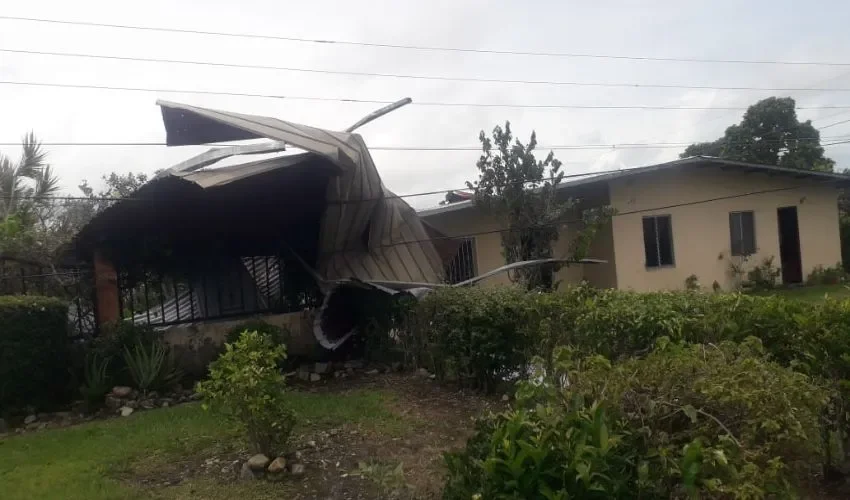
left=468, top=122, right=611, bottom=290
left=681, top=97, right=835, bottom=171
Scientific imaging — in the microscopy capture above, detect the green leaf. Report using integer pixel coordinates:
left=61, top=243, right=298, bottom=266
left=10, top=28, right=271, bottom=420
left=682, top=405, right=698, bottom=424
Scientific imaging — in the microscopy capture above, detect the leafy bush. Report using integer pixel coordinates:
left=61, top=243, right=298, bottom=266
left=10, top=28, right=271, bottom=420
left=122, top=341, right=180, bottom=393
left=79, top=353, right=111, bottom=409
left=407, top=286, right=538, bottom=391
left=0, top=295, right=70, bottom=411
left=445, top=340, right=829, bottom=498
left=196, top=330, right=296, bottom=456
left=807, top=263, right=847, bottom=285
left=745, top=256, right=781, bottom=290
left=224, top=319, right=287, bottom=346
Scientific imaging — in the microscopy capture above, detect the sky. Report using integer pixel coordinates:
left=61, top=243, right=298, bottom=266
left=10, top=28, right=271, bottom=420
left=2, top=0, right=850, bottom=209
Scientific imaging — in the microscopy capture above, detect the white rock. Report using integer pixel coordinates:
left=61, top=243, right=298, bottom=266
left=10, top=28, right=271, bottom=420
left=24, top=414, right=37, bottom=425
left=290, top=463, right=305, bottom=475
left=119, top=406, right=134, bottom=417
left=111, top=386, right=132, bottom=398
left=309, top=373, right=321, bottom=382
left=247, top=454, right=270, bottom=471
left=267, top=456, right=287, bottom=473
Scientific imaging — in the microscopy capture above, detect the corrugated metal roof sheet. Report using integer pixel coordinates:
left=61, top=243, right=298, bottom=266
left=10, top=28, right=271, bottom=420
left=156, top=100, right=446, bottom=285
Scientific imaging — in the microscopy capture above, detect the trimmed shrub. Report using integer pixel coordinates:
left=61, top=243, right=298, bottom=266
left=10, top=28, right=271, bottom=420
left=196, top=330, right=296, bottom=457
left=409, top=286, right=537, bottom=391
left=445, top=340, right=829, bottom=499
left=0, top=295, right=70, bottom=411
left=224, top=319, right=288, bottom=346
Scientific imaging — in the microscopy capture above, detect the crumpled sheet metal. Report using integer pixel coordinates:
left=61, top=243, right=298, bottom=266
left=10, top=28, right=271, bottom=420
left=157, top=100, right=445, bottom=286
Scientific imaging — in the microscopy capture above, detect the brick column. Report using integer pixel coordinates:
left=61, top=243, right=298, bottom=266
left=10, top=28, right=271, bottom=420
left=94, top=250, right=120, bottom=328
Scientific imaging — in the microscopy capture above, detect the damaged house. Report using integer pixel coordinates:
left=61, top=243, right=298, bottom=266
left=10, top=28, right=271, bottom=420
left=69, top=99, right=458, bottom=354
left=68, top=100, right=598, bottom=360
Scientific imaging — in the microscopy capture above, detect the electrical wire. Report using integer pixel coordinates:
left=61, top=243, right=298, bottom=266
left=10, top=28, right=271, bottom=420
left=821, top=118, right=850, bottom=130
left=2, top=134, right=849, bottom=151
left=5, top=64, right=850, bottom=92
left=2, top=15, right=850, bottom=67
left=7, top=75, right=847, bottom=111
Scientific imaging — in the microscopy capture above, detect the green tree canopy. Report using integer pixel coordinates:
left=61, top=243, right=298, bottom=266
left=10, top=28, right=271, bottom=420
left=467, top=122, right=567, bottom=290
left=681, top=97, right=835, bottom=171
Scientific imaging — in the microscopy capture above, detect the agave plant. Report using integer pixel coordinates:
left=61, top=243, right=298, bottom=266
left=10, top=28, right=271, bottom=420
left=123, top=341, right=181, bottom=393
left=80, top=353, right=111, bottom=407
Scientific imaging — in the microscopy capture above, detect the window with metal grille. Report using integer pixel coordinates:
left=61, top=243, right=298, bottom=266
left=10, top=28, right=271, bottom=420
left=643, top=215, right=675, bottom=268
left=729, top=211, right=756, bottom=256
left=445, top=238, right=477, bottom=284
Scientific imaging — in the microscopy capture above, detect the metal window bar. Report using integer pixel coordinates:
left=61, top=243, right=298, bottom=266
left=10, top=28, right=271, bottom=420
left=445, top=238, right=476, bottom=284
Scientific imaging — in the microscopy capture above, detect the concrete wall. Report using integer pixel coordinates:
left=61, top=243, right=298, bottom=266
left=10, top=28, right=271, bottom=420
left=609, top=167, right=842, bottom=291
left=163, top=310, right=316, bottom=376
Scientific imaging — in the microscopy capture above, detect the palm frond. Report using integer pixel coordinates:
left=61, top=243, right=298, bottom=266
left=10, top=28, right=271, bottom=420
left=33, top=165, right=61, bottom=200
left=18, top=131, right=47, bottom=179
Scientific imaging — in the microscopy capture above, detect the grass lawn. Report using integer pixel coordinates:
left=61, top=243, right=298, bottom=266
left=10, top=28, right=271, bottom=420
left=0, top=375, right=490, bottom=499
left=0, top=389, right=405, bottom=500
left=755, top=283, right=850, bottom=302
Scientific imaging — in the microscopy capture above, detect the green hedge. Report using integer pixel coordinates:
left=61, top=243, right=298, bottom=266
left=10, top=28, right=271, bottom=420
left=0, top=295, right=70, bottom=412
left=407, top=286, right=850, bottom=389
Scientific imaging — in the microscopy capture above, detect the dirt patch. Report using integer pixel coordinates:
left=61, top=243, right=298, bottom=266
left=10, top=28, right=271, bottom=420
left=130, top=373, right=500, bottom=499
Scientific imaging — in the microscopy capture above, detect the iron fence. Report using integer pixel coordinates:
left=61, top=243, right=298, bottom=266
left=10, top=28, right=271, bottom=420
left=0, top=262, right=97, bottom=337
left=118, top=255, right=321, bottom=328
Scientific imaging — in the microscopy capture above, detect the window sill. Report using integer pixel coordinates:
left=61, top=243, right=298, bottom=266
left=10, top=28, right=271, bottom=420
left=645, top=265, right=676, bottom=271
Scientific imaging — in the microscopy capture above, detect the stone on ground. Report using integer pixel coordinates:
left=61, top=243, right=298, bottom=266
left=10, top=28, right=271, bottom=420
left=290, top=463, right=306, bottom=476
left=0, top=417, right=7, bottom=433
left=111, top=386, right=132, bottom=398
left=239, top=462, right=257, bottom=480
left=24, top=414, right=37, bottom=425
left=313, top=362, right=331, bottom=374
left=267, top=456, right=287, bottom=473
left=247, top=453, right=270, bottom=471
left=309, top=373, right=321, bottom=382
left=119, top=406, right=134, bottom=417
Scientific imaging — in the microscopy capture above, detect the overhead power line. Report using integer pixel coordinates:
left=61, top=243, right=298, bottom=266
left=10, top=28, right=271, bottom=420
left=1, top=135, right=849, bottom=151
left=7, top=76, right=850, bottom=111
left=821, top=118, right=850, bottom=130
left=6, top=80, right=850, bottom=111
left=2, top=15, right=850, bottom=68
left=5, top=51, right=850, bottom=92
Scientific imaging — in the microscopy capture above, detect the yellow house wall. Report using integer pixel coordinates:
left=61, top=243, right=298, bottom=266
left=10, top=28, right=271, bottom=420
left=609, top=167, right=841, bottom=291
left=424, top=205, right=618, bottom=288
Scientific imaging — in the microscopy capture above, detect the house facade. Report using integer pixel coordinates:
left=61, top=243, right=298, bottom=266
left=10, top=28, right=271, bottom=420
left=420, top=157, right=846, bottom=291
